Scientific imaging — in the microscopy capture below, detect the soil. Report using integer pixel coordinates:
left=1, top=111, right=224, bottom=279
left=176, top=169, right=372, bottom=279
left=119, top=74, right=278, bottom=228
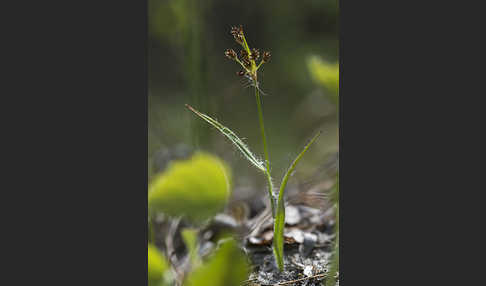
left=245, top=245, right=335, bottom=286
left=242, top=201, right=337, bottom=286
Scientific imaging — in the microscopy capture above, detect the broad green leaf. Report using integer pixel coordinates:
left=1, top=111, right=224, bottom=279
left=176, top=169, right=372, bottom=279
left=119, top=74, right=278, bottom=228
left=185, top=105, right=266, bottom=172
left=185, top=239, right=248, bottom=286
left=273, top=132, right=321, bottom=271
left=148, top=244, right=168, bottom=286
left=148, top=152, right=231, bottom=222
left=307, top=56, right=339, bottom=104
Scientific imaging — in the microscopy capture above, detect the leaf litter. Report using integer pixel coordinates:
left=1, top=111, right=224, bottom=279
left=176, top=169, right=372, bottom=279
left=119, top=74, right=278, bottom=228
left=155, top=188, right=336, bottom=285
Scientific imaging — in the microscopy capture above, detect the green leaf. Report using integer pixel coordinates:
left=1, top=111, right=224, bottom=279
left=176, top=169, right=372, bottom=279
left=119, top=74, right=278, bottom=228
left=184, top=239, right=248, bottom=286
left=273, top=201, right=285, bottom=271
left=307, top=56, right=339, bottom=104
left=181, top=228, right=201, bottom=265
left=148, top=244, right=168, bottom=286
left=185, top=104, right=266, bottom=172
left=148, top=152, right=231, bottom=222
left=273, top=132, right=321, bottom=271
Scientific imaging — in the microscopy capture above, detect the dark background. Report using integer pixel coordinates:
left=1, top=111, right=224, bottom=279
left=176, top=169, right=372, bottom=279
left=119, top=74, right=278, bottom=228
left=148, top=0, right=339, bottom=195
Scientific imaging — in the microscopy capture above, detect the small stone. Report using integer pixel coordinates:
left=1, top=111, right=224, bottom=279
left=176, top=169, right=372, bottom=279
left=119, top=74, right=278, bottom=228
left=199, top=241, right=215, bottom=258
left=285, top=205, right=301, bottom=225
left=285, top=228, right=304, bottom=244
left=248, top=236, right=263, bottom=245
left=303, top=265, right=314, bottom=277
left=300, top=232, right=318, bottom=257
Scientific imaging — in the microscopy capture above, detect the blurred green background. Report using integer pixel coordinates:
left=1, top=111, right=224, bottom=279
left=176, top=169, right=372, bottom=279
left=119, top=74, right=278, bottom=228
left=149, top=0, right=339, bottom=193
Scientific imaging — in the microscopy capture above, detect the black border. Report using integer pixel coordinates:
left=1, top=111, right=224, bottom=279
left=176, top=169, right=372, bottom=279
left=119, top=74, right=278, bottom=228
left=7, top=0, right=148, bottom=284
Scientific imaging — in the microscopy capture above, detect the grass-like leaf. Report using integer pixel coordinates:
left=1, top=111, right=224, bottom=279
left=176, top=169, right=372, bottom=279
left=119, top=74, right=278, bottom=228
left=186, top=104, right=266, bottom=172
left=273, top=131, right=321, bottom=271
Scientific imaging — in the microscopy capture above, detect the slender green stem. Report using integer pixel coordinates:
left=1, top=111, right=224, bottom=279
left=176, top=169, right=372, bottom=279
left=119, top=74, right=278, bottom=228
left=241, top=33, right=273, bottom=214
left=256, top=61, right=264, bottom=70
left=241, top=34, right=257, bottom=71
left=241, top=35, right=252, bottom=55
left=235, top=58, right=251, bottom=73
left=255, top=88, right=270, bottom=170
left=265, top=169, right=275, bottom=217
left=255, top=87, right=275, bottom=216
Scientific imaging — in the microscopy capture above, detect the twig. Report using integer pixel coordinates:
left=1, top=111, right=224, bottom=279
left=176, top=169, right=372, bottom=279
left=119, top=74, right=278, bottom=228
left=240, top=278, right=259, bottom=285
left=272, top=273, right=326, bottom=285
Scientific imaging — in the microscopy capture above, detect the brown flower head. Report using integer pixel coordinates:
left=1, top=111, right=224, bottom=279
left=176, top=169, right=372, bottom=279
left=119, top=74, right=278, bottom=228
left=262, top=51, right=271, bottom=63
left=250, top=48, right=260, bottom=61
left=239, top=50, right=249, bottom=60
left=230, top=25, right=244, bottom=45
left=224, top=49, right=237, bottom=60
left=239, top=50, right=251, bottom=67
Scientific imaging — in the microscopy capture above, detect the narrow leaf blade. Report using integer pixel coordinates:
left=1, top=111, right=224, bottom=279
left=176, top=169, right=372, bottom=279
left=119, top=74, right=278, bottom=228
left=186, top=104, right=266, bottom=172
left=273, top=131, right=321, bottom=271
left=273, top=199, right=285, bottom=271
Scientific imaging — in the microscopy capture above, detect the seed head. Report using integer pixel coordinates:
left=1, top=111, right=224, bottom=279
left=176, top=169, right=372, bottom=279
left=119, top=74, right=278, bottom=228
left=230, top=25, right=241, bottom=37
left=239, top=50, right=249, bottom=60
left=230, top=25, right=244, bottom=45
left=242, top=59, right=251, bottom=69
left=250, top=48, right=260, bottom=61
left=262, top=51, right=271, bottom=63
left=239, top=50, right=251, bottom=67
left=225, top=49, right=237, bottom=60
